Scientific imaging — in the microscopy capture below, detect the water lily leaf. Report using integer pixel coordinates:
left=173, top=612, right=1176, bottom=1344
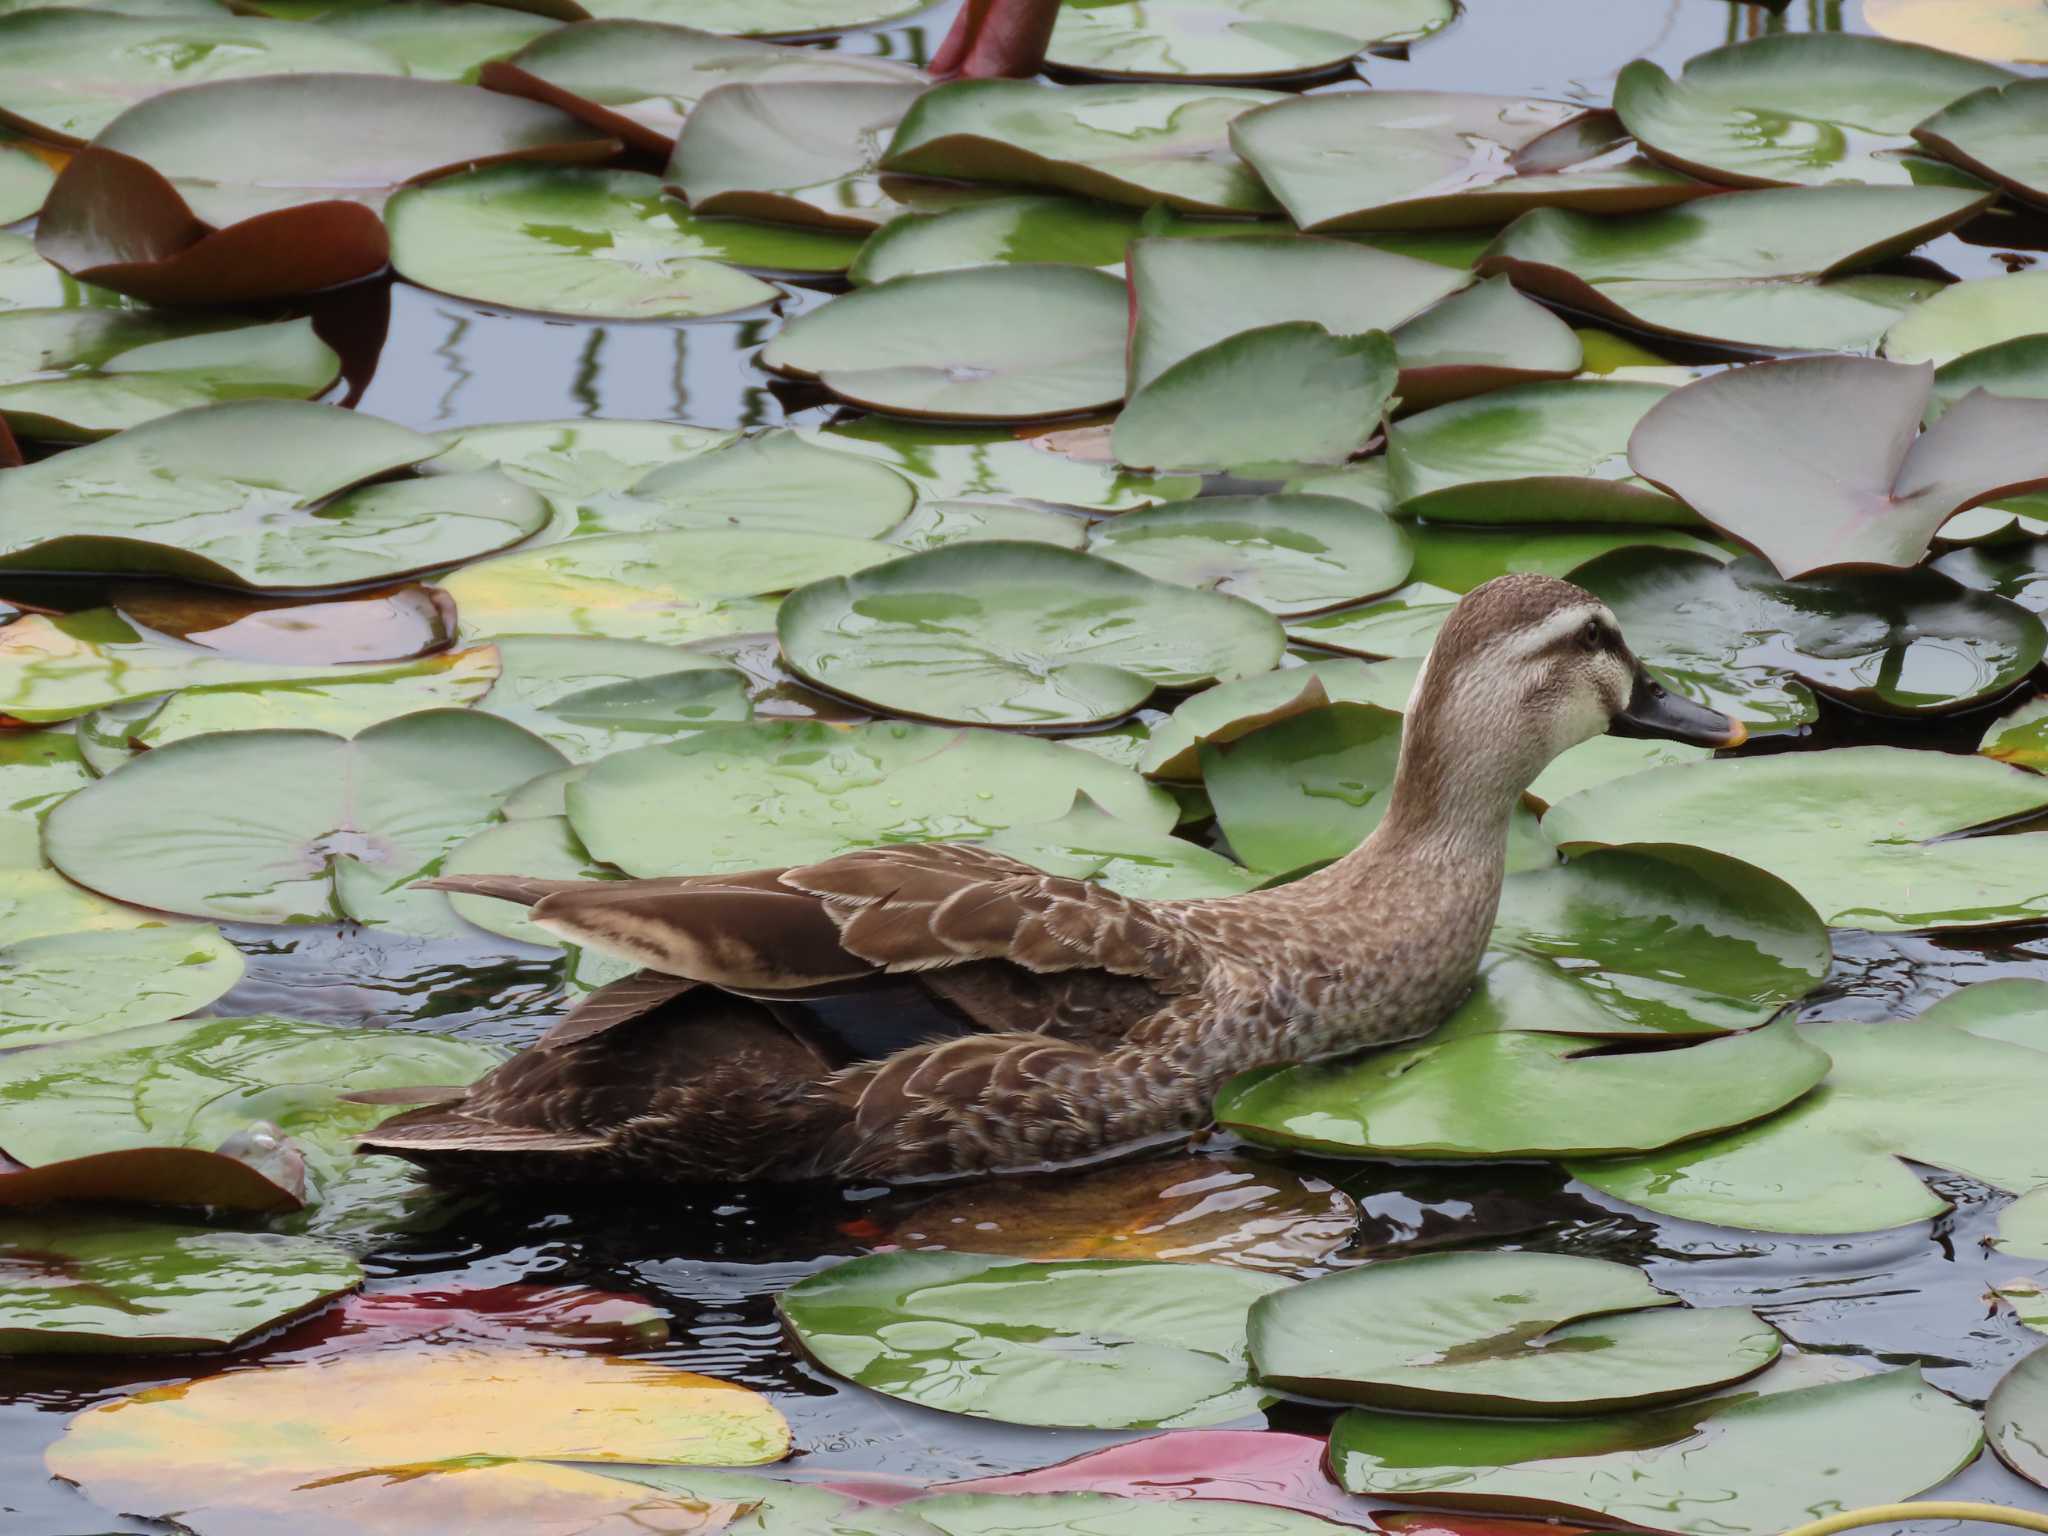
left=1141, top=658, right=1417, bottom=780
left=571, top=1468, right=939, bottom=1536
left=270, top=1280, right=669, bottom=1356
left=1476, top=186, right=1986, bottom=351
left=1998, top=1189, right=2048, bottom=1257
left=1388, top=379, right=1682, bottom=524
left=578, top=430, right=914, bottom=540
left=434, top=416, right=736, bottom=531
left=882, top=79, right=1285, bottom=215
left=779, top=1250, right=1288, bottom=1430
left=1982, top=693, right=2048, bottom=770
left=811, top=416, right=1199, bottom=512
left=890, top=499, right=1089, bottom=552
left=848, top=196, right=1257, bottom=285
left=388, top=165, right=818, bottom=319
left=1389, top=275, right=1584, bottom=412
left=1329, top=1359, right=1982, bottom=1535
left=44, top=709, right=566, bottom=933
left=0, top=309, right=339, bottom=441
left=322, top=1, right=555, bottom=82
left=0, top=400, right=547, bottom=589
left=1576, top=979, right=2048, bottom=1232
left=1218, top=1017, right=1826, bottom=1160
left=764, top=264, right=1129, bottom=421
left=1882, top=270, right=2048, bottom=366
left=112, top=582, right=460, bottom=665
left=1627, top=357, right=2048, bottom=576
left=1249, top=1251, right=1780, bottom=1414
left=0, top=924, right=244, bottom=1047
left=47, top=1350, right=788, bottom=1535
left=0, top=867, right=167, bottom=948
left=1045, top=0, right=1449, bottom=81
left=1614, top=33, right=2014, bottom=188
left=0, top=728, right=95, bottom=864
left=666, top=80, right=929, bottom=232
left=441, top=813, right=626, bottom=950
left=1113, top=324, right=1399, bottom=473
left=907, top=1492, right=1352, bottom=1535
left=482, top=20, right=920, bottom=154
left=778, top=542, right=1286, bottom=728
left=566, top=720, right=1176, bottom=877
left=0, top=142, right=53, bottom=224
left=1229, top=94, right=1706, bottom=231
left=477, top=634, right=750, bottom=762
left=574, top=0, right=925, bottom=33
left=440, top=529, right=889, bottom=643
left=0, top=9, right=402, bottom=145
left=974, top=796, right=1258, bottom=899
left=1085, top=493, right=1411, bottom=616
left=1576, top=548, right=2044, bottom=724
left=1545, top=746, right=2048, bottom=930
left=1915, top=77, right=2048, bottom=212
left=0, top=1212, right=360, bottom=1355
left=1867, top=0, right=2048, bottom=63
left=0, top=1011, right=503, bottom=1211
left=1991, top=1346, right=2048, bottom=1491
left=881, top=1155, right=1356, bottom=1272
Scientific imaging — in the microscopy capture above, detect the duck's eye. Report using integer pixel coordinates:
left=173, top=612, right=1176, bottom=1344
left=1581, top=618, right=1603, bottom=649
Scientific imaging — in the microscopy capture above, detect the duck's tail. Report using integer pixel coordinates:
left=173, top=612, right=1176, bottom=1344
left=415, top=873, right=595, bottom=907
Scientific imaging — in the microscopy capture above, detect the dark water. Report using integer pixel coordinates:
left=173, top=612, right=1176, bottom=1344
left=8, top=1, right=2048, bottom=1531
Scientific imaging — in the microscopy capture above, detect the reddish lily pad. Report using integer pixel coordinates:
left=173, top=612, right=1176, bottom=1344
left=266, top=1281, right=668, bottom=1357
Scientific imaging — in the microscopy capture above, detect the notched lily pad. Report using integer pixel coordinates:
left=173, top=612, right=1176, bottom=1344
left=478, top=633, right=751, bottom=763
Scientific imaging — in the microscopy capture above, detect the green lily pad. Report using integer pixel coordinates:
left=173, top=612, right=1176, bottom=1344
left=483, top=19, right=920, bottom=153
left=1576, top=548, right=2043, bottom=724
left=666, top=80, right=929, bottom=232
left=1991, top=1347, right=2048, bottom=1491
left=439, top=529, right=889, bottom=643
left=322, top=1, right=555, bottom=82
left=1230, top=94, right=1707, bottom=231
left=1046, top=0, right=1451, bottom=81
left=1545, top=747, right=2048, bottom=930
left=0, top=400, right=546, bottom=588
left=1085, top=494, right=1411, bottom=616
left=763, top=265, right=1129, bottom=421
left=0, top=143, right=53, bottom=224
left=848, top=197, right=1258, bottom=286
left=1628, top=358, right=2048, bottom=576
left=1387, top=379, right=1682, bottom=524
left=1113, top=324, right=1400, bottom=473
left=1882, top=270, right=2048, bottom=366
left=810, top=416, right=1199, bottom=513
left=1139, top=657, right=1418, bottom=780
left=574, top=0, right=925, bottom=34
left=566, top=720, right=1176, bottom=878
left=882, top=80, right=1285, bottom=215
left=0, top=309, right=339, bottom=441
left=1614, top=33, right=2013, bottom=188
left=0, top=9, right=402, bottom=145
left=576, top=430, right=914, bottom=540
left=0, top=1213, right=362, bottom=1355
left=973, top=797, right=1258, bottom=901
left=44, top=710, right=566, bottom=934
left=1388, top=275, right=1585, bottom=412
left=1329, top=1359, right=1982, bottom=1535
left=1982, top=693, right=2048, bottom=770
left=433, top=415, right=736, bottom=528
left=0, top=1011, right=503, bottom=1212
left=890, top=499, right=1089, bottom=552
left=440, top=813, right=622, bottom=949
left=478, top=634, right=750, bottom=762
left=1915, top=78, right=2048, bottom=209
left=1573, top=980, right=2048, bottom=1232
left=0, top=867, right=166, bottom=949
left=0, top=728, right=95, bottom=865
left=1249, top=1252, right=1780, bottom=1414
left=0, top=925, right=242, bottom=1048
left=778, top=542, right=1285, bottom=728
left=913, top=1493, right=1349, bottom=1535
left=388, top=165, right=818, bottom=319
left=1476, top=186, right=1984, bottom=351
left=1998, top=1189, right=2048, bottom=1257
left=1283, top=588, right=1458, bottom=660
left=779, top=1251, right=1288, bottom=1430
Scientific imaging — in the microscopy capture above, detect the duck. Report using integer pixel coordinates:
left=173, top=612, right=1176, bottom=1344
left=358, top=573, right=1743, bottom=1187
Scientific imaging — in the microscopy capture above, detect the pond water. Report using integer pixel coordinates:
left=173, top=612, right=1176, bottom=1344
left=7, top=0, right=2048, bottom=1532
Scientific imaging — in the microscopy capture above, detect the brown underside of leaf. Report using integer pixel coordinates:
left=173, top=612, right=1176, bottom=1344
left=479, top=61, right=676, bottom=156
left=0, top=1146, right=303, bottom=1211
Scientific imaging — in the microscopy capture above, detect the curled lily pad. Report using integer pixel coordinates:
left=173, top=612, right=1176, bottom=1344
left=811, top=416, right=1199, bottom=513
left=1046, top=0, right=1451, bottom=81
left=0, top=309, right=339, bottom=441
left=666, top=80, right=929, bottom=232
left=1387, top=379, right=1682, bottom=524
left=566, top=720, right=1176, bottom=877
left=44, top=709, right=567, bottom=934
left=778, top=542, right=1285, bottom=728
left=0, top=925, right=244, bottom=1047
left=1389, top=275, right=1584, bottom=412
left=779, top=1251, right=1288, bottom=1430
left=1545, top=746, right=2048, bottom=930
left=1576, top=548, right=2044, bottom=724
left=1574, top=980, right=2048, bottom=1232
left=1915, top=79, right=2048, bottom=208
left=1330, top=1359, right=1982, bottom=1535
left=882, top=80, right=1284, bottom=215
left=479, top=633, right=750, bottom=762
left=321, top=1, right=556, bottom=83
left=1085, top=494, right=1411, bottom=616
left=1476, top=186, right=1984, bottom=351
left=1992, top=1347, right=2048, bottom=1491
left=1614, top=33, right=2014, bottom=188
left=0, top=1213, right=361, bottom=1355
left=440, top=529, right=889, bottom=643
left=1140, top=657, right=1417, bottom=779
left=0, top=9, right=401, bottom=145
left=1982, top=694, right=2048, bottom=770
left=388, top=165, right=816, bottom=320
left=0, top=400, right=547, bottom=589
left=0, top=142, right=53, bottom=224
left=112, top=583, right=459, bottom=665
left=483, top=20, right=920, bottom=154
left=1113, top=323, right=1399, bottom=474
left=1249, top=1252, right=1780, bottom=1414
left=764, top=265, right=1129, bottom=421
left=1628, top=357, right=2048, bottom=576
left=576, top=430, right=914, bottom=540
left=1229, top=95, right=1706, bottom=231
left=1882, top=270, right=2048, bottom=366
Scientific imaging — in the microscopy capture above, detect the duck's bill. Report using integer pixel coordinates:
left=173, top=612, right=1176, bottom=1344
left=1610, top=669, right=1748, bottom=749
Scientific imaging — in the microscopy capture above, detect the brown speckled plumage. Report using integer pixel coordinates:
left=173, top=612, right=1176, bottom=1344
left=360, top=574, right=1732, bottom=1185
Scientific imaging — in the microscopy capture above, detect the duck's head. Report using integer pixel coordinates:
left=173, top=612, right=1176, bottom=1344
left=1404, top=572, right=1745, bottom=806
